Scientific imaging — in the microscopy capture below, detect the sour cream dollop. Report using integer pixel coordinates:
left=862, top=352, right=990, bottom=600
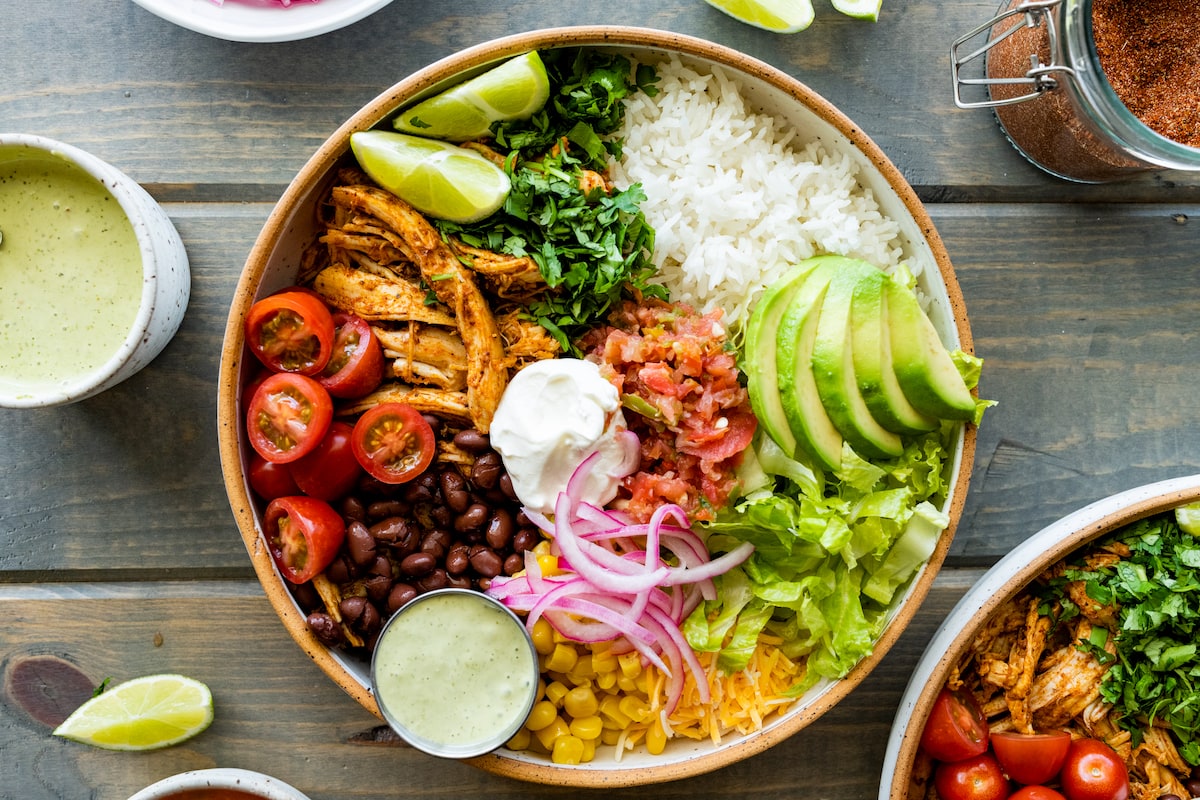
left=489, top=358, right=639, bottom=514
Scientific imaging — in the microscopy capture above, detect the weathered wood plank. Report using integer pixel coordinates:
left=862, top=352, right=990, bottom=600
left=0, top=574, right=977, bottom=800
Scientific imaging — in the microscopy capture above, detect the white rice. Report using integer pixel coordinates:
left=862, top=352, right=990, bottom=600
left=610, top=55, right=907, bottom=331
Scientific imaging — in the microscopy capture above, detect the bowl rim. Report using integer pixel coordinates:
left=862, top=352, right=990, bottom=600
left=127, top=0, right=396, bottom=44
left=0, top=132, right=167, bottom=408
left=217, top=25, right=978, bottom=786
left=126, top=767, right=312, bottom=800
left=880, top=473, right=1200, bottom=800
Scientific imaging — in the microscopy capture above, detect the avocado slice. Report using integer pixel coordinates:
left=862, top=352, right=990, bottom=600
left=885, top=275, right=976, bottom=420
left=849, top=266, right=938, bottom=434
left=809, top=261, right=904, bottom=460
left=745, top=261, right=821, bottom=457
left=776, top=266, right=843, bottom=472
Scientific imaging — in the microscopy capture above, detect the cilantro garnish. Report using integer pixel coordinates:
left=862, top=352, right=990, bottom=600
left=1044, top=513, right=1200, bottom=764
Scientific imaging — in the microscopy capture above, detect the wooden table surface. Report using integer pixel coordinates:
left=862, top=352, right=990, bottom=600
left=3, top=1, right=1199, bottom=798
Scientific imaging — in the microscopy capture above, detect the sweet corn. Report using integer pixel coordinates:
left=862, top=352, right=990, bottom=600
left=551, top=734, right=585, bottom=765
left=581, top=737, right=596, bottom=762
left=600, top=728, right=621, bottom=746
left=566, top=654, right=593, bottom=684
left=569, top=715, right=603, bottom=741
left=534, top=715, right=570, bottom=751
left=618, top=651, right=641, bottom=679
left=544, top=643, right=578, bottom=673
left=596, top=670, right=618, bottom=691
left=598, top=695, right=632, bottom=728
left=506, top=727, right=532, bottom=751
left=617, top=674, right=639, bottom=693
left=544, top=680, right=569, bottom=707
left=536, top=553, right=560, bottom=576
left=592, top=647, right=618, bottom=673
left=525, top=700, right=558, bottom=732
left=645, top=718, right=667, bottom=755
left=563, top=685, right=599, bottom=718
left=530, top=618, right=555, bottom=656
left=618, top=696, right=649, bottom=723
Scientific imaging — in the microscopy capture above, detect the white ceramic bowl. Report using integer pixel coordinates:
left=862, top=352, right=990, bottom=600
left=129, top=0, right=395, bottom=43
left=127, top=768, right=312, bottom=800
left=217, top=26, right=977, bottom=786
left=880, top=473, right=1200, bottom=800
left=0, top=133, right=190, bottom=408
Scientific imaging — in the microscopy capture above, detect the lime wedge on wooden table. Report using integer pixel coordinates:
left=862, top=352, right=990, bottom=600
left=831, top=0, right=882, bottom=20
left=351, top=130, right=511, bottom=224
left=52, top=674, right=214, bottom=751
left=704, top=0, right=815, bottom=32
left=393, top=51, right=550, bottom=142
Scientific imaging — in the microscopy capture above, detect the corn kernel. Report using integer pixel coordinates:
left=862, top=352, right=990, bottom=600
left=551, top=734, right=585, bottom=765
left=600, top=728, right=621, bottom=746
left=506, top=727, right=532, bottom=751
left=618, top=651, right=641, bottom=679
left=619, top=696, right=649, bottom=723
left=536, top=553, right=559, bottom=576
left=646, top=718, right=667, bottom=755
left=530, top=618, right=555, bottom=656
left=525, top=700, right=558, bottom=732
left=581, top=737, right=596, bottom=762
left=566, top=654, right=593, bottom=683
left=617, top=674, right=638, bottom=693
left=598, top=695, right=632, bottom=727
left=596, top=670, right=618, bottom=691
left=568, top=715, right=603, bottom=741
left=544, top=643, right=578, bottom=673
left=545, top=680, right=569, bottom=707
left=591, top=648, right=618, bottom=673
left=635, top=671, right=652, bottom=695
left=563, top=685, right=599, bottom=719
left=534, top=716, right=570, bottom=750
left=532, top=539, right=553, bottom=557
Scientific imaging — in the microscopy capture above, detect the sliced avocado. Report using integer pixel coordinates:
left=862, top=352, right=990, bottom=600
left=809, top=261, right=904, bottom=460
left=776, top=265, right=843, bottom=472
left=745, top=261, right=821, bottom=457
left=849, top=266, right=938, bottom=435
left=885, top=275, right=976, bottom=420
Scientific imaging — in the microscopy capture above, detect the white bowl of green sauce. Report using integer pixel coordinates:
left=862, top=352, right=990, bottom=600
left=0, top=134, right=190, bottom=408
left=371, top=588, right=541, bottom=759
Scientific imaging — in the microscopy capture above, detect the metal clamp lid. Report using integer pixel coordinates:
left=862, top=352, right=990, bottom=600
left=951, top=0, right=1075, bottom=109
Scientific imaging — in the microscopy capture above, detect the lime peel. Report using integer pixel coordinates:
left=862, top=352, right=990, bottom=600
left=831, top=0, right=882, bottom=20
left=703, top=0, right=815, bottom=32
left=52, top=674, right=214, bottom=751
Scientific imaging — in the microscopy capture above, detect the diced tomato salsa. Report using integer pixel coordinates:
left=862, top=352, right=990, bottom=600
left=583, top=299, right=756, bottom=522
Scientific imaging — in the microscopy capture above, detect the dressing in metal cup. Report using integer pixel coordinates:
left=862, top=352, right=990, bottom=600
left=951, top=0, right=1200, bottom=182
left=369, top=588, right=540, bottom=759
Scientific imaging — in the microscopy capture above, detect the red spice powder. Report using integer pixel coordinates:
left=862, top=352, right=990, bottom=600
left=1091, top=0, right=1200, bottom=147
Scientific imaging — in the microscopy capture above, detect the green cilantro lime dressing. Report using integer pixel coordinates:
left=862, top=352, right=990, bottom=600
left=0, top=152, right=142, bottom=393
left=372, top=591, right=538, bottom=755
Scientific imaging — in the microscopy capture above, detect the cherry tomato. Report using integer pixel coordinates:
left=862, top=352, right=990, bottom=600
left=921, top=688, right=991, bottom=762
left=1059, top=739, right=1129, bottom=800
left=935, top=753, right=1011, bottom=800
left=246, top=373, right=333, bottom=464
left=263, top=496, right=345, bottom=584
left=245, top=290, right=335, bottom=375
left=1010, top=788, right=1067, bottom=800
left=992, top=731, right=1072, bottom=785
left=288, top=421, right=363, bottom=502
left=317, top=313, right=385, bottom=399
left=351, top=402, right=435, bottom=485
left=248, top=454, right=302, bottom=500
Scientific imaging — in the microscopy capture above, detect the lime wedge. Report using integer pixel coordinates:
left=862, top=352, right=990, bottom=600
left=831, top=0, right=881, bottom=20
left=703, top=0, right=815, bottom=32
left=351, top=130, right=511, bottom=223
left=393, top=51, right=551, bottom=142
left=52, top=674, right=214, bottom=751
left=1176, top=503, right=1200, bottom=535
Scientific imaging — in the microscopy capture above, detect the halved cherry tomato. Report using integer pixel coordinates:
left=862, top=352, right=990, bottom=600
left=921, top=688, right=991, bottom=762
left=263, top=496, right=345, bottom=584
left=1010, top=788, right=1066, bottom=800
left=351, top=402, right=435, bottom=485
left=1059, top=739, right=1129, bottom=800
left=992, top=731, right=1072, bottom=786
left=248, top=454, right=302, bottom=500
left=288, top=421, right=363, bottom=502
left=245, top=290, right=335, bottom=375
left=317, top=313, right=385, bottom=399
left=935, top=753, right=1011, bottom=800
left=246, top=373, right=333, bottom=464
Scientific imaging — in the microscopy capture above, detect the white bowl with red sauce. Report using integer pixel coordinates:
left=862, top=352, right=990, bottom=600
left=128, top=0, right=395, bottom=43
left=127, top=768, right=311, bottom=800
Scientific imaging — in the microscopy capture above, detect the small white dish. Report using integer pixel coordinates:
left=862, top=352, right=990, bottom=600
left=127, top=767, right=312, bottom=800
left=129, top=0, right=395, bottom=43
left=0, top=133, right=190, bottom=408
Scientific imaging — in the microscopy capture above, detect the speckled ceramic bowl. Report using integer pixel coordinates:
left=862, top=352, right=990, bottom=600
left=127, top=768, right=312, bottom=800
left=217, top=26, right=977, bottom=786
left=880, top=474, right=1200, bottom=800
left=0, top=133, right=190, bottom=408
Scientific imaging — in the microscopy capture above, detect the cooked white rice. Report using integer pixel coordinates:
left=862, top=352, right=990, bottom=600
left=610, top=55, right=907, bottom=331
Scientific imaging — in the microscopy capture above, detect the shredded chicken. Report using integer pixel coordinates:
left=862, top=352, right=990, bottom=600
left=336, top=383, right=473, bottom=427
left=313, top=262, right=456, bottom=326
left=372, top=323, right=468, bottom=392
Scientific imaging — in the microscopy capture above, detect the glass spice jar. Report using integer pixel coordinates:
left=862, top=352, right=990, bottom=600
left=951, top=0, right=1200, bottom=182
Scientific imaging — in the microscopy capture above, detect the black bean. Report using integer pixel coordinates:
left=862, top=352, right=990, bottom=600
left=469, top=546, right=504, bottom=578
left=325, top=553, right=356, bottom=584
left=430, top=504, right=453, bottom=528
left=339, top=596, right=380, bottom=635
left=400, top=552, right=436, bottom=577
left=1185, top=779, right=1200, bottom=799
left=1160, top=794, right=1182, bottom=800
left=503, top=553, right=524, bottom=575
left=340, top=496, right=367, bottom=523
left=367, top=499, right=409, bottom=520
left=346, top=521, right=376, bottom=566
left=471, top=452, right=503, bottom=489
left=363, top=574, right=393, bottom=604
left=421, top=529, right=452, bottom=560
left=401, top=481, right=434, bottom=504
left=452, top=429, right=491, bottom=453
left=455, top=503, right=489, bottom=532
left=306, top=613, right=344, bottom=647
left=386, top=583, right=417, bottom=614
left=445, top=544, right=471, bottom=576
left=287, top=579, right=321, bottom=612
left=368, top=517, right=409, bottom=545
left=485, top=509, right=515, bottom=550
left=512, top=527, right=539, bottom=554
left=439, top=469, right=471, bottom=513
left=416, top=568, right=448, bottom=592
left=446, top=574, right=473, bottom=590
left=421, top=413, right=441, bottom=433
left=499, top=473, right=517, bottom=500
left=516, top=510, right=532, bottom=527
